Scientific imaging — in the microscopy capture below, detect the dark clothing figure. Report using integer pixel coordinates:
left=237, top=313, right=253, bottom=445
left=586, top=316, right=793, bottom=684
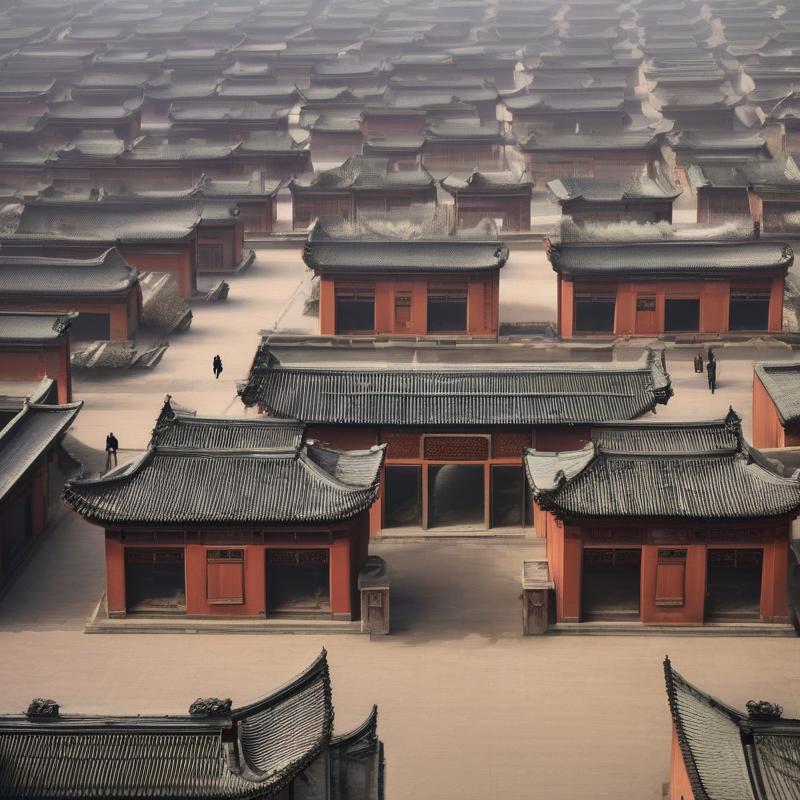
left=213, top=355, right=223, bottom=379
left=105, top=433, right=119, bottom=470
left=693, top=353, right=704, bottom=373
left=707, top=358, right=717, bottom=394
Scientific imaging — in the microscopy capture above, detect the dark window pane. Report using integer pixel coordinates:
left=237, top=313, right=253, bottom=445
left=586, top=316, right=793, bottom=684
left=335, top=291, right=375, bottom=334
left=71, top=312, right=110, bottom=341
left=664, top=299, right=700, bottom=332
left=427, top=289, right=467, bottom=333
left=491, top=466, right=525, bottom=527
left=574, top=296, right=615, bottom=333
left=384, top=466, right=421, bottom=528
left=729, top=294, right=770, bottom=331
left=428, top=464, right=485, bottom=527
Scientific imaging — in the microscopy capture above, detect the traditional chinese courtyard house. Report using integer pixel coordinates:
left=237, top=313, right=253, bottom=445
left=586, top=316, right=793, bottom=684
left=547, top=172, right=680, bottom=225
left=0, top=313, right=75, bottom=404
left=290, top=157, right=436, bottom=230
left=505, top=89, right=630, bottom=139
left=65, top=401, right=385, bottom=621
left=688, top=157, right=800, bottom=230
left=664, top=658, right=800, bottom=800
left=239, top=341, right=672, bottom=536
left=752, top=361, right=800, bottom=449
left=2, top=201, right=203, bottom=298
left=0, top=249, right=141, bottom=341
left=421, top=124, right=509, bottom=172
left=441, top=170, right=532, bottom=231
left=0, top=652, right=385, bottom=800
left=525, top=412, right=800, bottom=625
left=665, top=131, right=771, bottom=186
left=521, top=131, right=664, bottom=184
left=0, top=398, right=82, bottom=594
left=547, top=238, right=791, bottom=338
left=303, top=221, right=508, bottom=337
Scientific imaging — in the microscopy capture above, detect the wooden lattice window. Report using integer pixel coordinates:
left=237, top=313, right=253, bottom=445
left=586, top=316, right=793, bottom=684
left=383, top=431, right=421, bottom=459
left=491, top=432, right=530, bottom=459
left=423, top=435, right=489, bottom=461
left=655, top=549, right=686, bottom=607
left=207, top=549, right=244, bottom=605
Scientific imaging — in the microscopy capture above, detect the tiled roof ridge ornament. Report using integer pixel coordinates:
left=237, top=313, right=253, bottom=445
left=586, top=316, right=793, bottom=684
left=724, top=406, right=743, bottom=439
left=189, top=697, right=233, bottom=717
left=745, top=700, right=783, bottom=720
left=26, top=698, right=59, bottom=718
left=151, top=393, right=176, bottom=441
left=783, top=243, right=794, bottom=263
left=51, top=315, right=72, bottom=335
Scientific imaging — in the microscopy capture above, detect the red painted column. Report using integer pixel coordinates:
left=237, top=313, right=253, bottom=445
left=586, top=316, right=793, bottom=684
left=105, top=536, right=127, bottom=616
left=330, top=534, right=352, bottom=620
left=184, top=544, right=205, bottom=615
left=761, top=533, right=790, bottom=623
left=559, top=529, right=583, bottom=622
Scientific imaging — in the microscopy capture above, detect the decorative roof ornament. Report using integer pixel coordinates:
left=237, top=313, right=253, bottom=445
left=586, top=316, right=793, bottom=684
left=189, top=697, right=233, bottom=717
left=746, top=700, right=783, bottom=720
left=26, top=698, right=59, bottom=718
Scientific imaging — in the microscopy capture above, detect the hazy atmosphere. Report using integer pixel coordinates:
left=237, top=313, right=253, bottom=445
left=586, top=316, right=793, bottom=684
left=0, top=0, right=799, bottom=798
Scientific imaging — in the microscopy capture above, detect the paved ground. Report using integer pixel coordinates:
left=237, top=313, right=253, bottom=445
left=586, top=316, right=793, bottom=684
left=2, top=246, right=800, bottom=799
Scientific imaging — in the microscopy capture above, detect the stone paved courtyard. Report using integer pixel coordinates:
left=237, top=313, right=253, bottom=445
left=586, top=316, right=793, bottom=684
left=1, top=247, right=798, bottom=800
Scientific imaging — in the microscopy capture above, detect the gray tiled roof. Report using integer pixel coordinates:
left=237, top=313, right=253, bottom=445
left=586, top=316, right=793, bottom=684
left=547, top=240, right=793, bottom=276
left=664, top=658, right=800, bottom=800
left=0, top=401, right=82, bottom=503
left=521, top=131, right=659, bottom=151
left=303, top=222, right=508, bottom=274
left=240, top=344, right=672, bottom=426
left=291, top=156, right=434, bottom=191
left=441, top=169, right=532, bottom=192
left=754, top=361, right=800, bottom=426
left=0, top=653, right=335, bottom=800
left=687, top=157, right=800, bottom=190
left=525, top=412, right=800, bottom=519
left=547, top=173, right=680, bottom=203
left=0, top=249, right=139, bottom=296
left=0, top=312, right=77, bottom=342
left=11, top=202, right=201, bottom=243
left=65, top=404, right=384, bottom=525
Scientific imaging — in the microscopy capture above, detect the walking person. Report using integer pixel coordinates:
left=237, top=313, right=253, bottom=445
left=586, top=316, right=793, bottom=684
left=706, top=353, right=717, bottom=394
left=213, top=354, right=223, bottom=380
left=693, top=351, right=704, bottom=373
left=105, top=432, right=119, bottom=471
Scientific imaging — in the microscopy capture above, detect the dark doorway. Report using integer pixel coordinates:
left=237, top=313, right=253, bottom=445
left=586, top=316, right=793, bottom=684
left=427, top=286, right=468, bottom=333
left=125, top=549, right=186, bottom=613
left=0, top=493, right=32, bottom=578
left=71, top=312, right=110, bottom=341
left=428, top=464, right=485, bottom=528
left=706, top=548, right=763, bottom=620
left=574, top=294, right=616, bottom=333
left=384, top=466, right=422, bottom=528
left=729, top=289, right=770, bottom=331
left=582, top=548, right=641, bottom=621
left=335, top=289, right=375, bottom=334
left=664, top=298, right=700, bottom=332
left=491, top=465, right=525, bottom=527
left=267, top=549, right=330, bottom=615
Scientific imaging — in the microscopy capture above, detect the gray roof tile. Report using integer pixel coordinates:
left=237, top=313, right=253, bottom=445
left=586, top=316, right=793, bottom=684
left=525, top=412, right=800, bottom=519
left=240, top=344, right=672, bottom=426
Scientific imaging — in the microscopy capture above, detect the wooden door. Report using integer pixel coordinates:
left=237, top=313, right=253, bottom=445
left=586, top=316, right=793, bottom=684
left=635, top=295, right=658, bottom=335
